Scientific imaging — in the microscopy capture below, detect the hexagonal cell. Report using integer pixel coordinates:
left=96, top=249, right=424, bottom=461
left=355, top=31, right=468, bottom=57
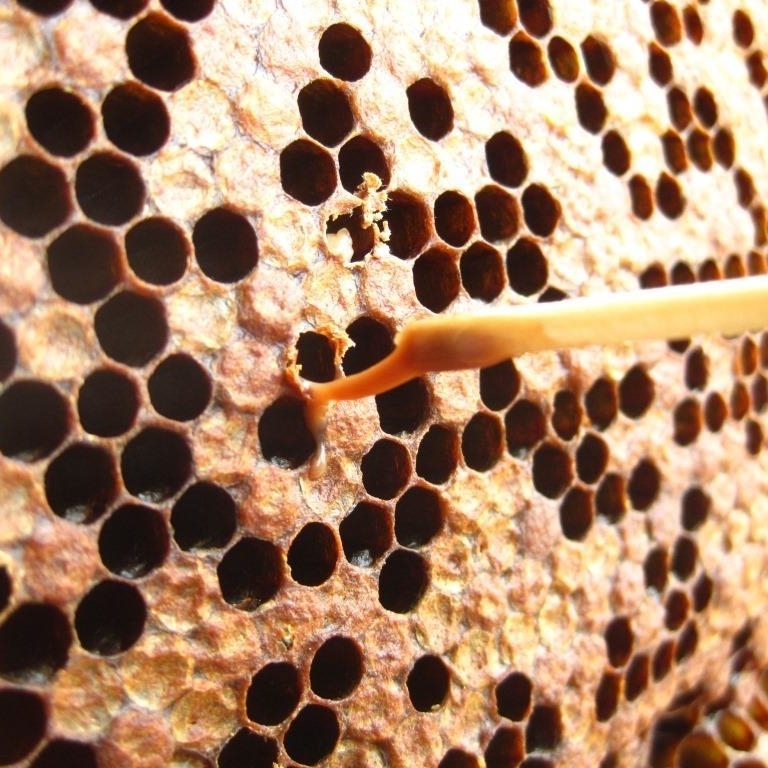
left=298, top=79, right=354, bottom=147
left=692, top=572, right=713, bottom=612
left=193, top=207, right=258, bottom=283
left=671, top=535, right=697, bottom=581
left=551, top=389, right=581, bottom=441
left=461, top=242, right=505, bottom=302
left=246, top=662, right=301, bottom=725
left=121, top=426, right=192, bottom=502
left=584, top=376, right=617, bottom=430
left=575, top=83, right=607, bottom=134
left=26, top=86, right=94, bottom=157
left=548, top=36, right=579, bottom=82
left=559, top=486, right=593, bottom=541
left=595, top=670, right=620, bottom=722
left=704, top=392, right=727, bottom=432
left=506, top=399, right=546, bottom=457
left=604, top=616, right=633, bottom=668
left=125, top=216, right=189, bottom=286
left=650, top=1, right=682, bottom=46
left=98, top=504, right=170, bottom=578
left=318, top=23, right=372, bottom=81
left=532, top=442, right=572, bottom=499
left=644, top=546, right=668, bottom=593
left=581, top=35, right=615, bottom=85
left=382, top=191, right=431, bottom=259
left=406, top=78, right=454, bottom=141
left=413, top=247, right=460, bottom=312
left=525, top=704, right=562, bottom=752
left=575, top=432, right=608, bottom=485
left=416, top=424, right=460, bottom=485
left=628, top=174, right=654, bottom=219
left=675, top=732, right=727, bottom=768
left=378, top=548, right=428, bottom=613
left=217, top=537, right=283, bottom=611
left=258, top=396, right=316, bottom=470
left=280, top=139, right=337, bottom=205
left=484, top=726, right=524, bottom=768
left=287, top=522, right=338, bottom=586
left=652, top=639, right=675, bottom=681
left=395, top=485, right=444, bottom=548
left=361, top=438, right=411, bottom=500
left=126, top=12, right=195, bottom=90
left=656, top=172, right=685, bottom=219
left=75, top=579, right=146, bottom=655
left=518, top=0, right=552, bottom=37
left=661, top=130, right=687, bottom=174
left=673, top=397, right=702, bottom=446
left=627, top=458, right=660, bottom=511
left=218, top=729, right=279, bottom=768
left=75, top=151, right=145, bottom=225
left=434, top=191, right=475, bottom=247
left=462, top=412, right=503, bottom=472
left=44, top=442, right=118, bottom=524
left=495, top=671, right=532, bottom=721
left=618, top=364, right=654, bottom=419
left=78, top=367, right=139, bottom=437
left=717, top=710, right=756, bottom=752
left=485, top=131, right=528, bottom=188
left=339, top=500, right=392, bottom=567
left=601, top=130, right=631, bottom=176
left=29, top=739, right=99, bottom=768
left=284, top=705, right=340, bottom=765
left=338, top=135, right=390, bottom=192
left=506, top=237, right=547, bottom=296
left=0, top=688, right=47, bottom=765
left=478, top=0, right=517, bottom=35
left=595, top=473, right=626, bottom=524
left=0, top=155, right=72, bottom=238
left=664, top=589, right=690, bottom=631
left=377, top=376, right=429, bottom=435
left=407, top=654, right=450, bottom=712
left=171, top=482, right=237, bottom=551
left=148, top=353, right=212, bottom=421
left=102, top=82, right=170, bottom=156
left=0, top=380, right=70, bottom=462
left=509, top=32, right=547, bottom=87
left=310, top=636, right=364, bottom=700
left=624, top=653, right=649, bottom=702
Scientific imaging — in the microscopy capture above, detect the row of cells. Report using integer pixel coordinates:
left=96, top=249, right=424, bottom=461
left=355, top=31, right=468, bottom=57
left=18, top=0, right=213, bottom=22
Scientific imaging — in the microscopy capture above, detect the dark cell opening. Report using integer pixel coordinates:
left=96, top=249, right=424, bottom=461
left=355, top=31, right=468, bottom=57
left=526, top=704, right=562, bottom=751
left=416, top=424, right=459, bottom=485
left=90, top=0, right=148, bottom=18
left=378, top=548, right=428, bottom=613
left=685, top=347, right=708, bottom=391
left=382, top=190, right=431, bottom=258
left=747, top=51, right=767, bottom=88
left=746, top=419, right=763, bottom=456
left=47, top=224, right=121, bottom=304
left=361, top=438, right=411, bottom=500
left=406, top=78, right=454, bottom=141
left=193, top=207, right=258, bottom=283
left=506, top=237, right=547, bottom=296
left=125, top=216, right=189, bottom=286
left=310, top=636, right=364, bottom=700
left=687, top=129, right=712, bottom=171
left=462, top=412, right=503, bottom=472
left=648, top=43, right=672, bottom=86
left=704, top=392, right=727, bottom=432
left=102, top=82, right=170, bottom=156
left=624, top=653, right=650, bottom=701
left=619, top=364, right=654, bottom=419
left=44, top=442, right=117, bottom=524
left=0, top=567, right=11, bottom=614
left=480, top=360, right=520, bottom=411
left=343, top=317, right=394, bottom=374
left=160, top=0, right=214, bottom=20
left=548, top=36, right=579, bottom=82
left=713, top=128, right=735, bottom=169
left=485, top=131, right=528, bottom=188
left=98, top=504, right=169, bottom=578
left=283, top=705, right=340, bottom=766
left=298, top=79, right=354, bottom=147
left=509, top=32, right=547, bottom=87
left=318, top=23, right=372, bottom=81
left=602, top=130, right=631, bottom=176
left=656, top=172, right=685, bottom=219
left=651, top=1, right=682, bottom=46
left=0, top=155, right=71, bottom=238
left=717, top=711, right=755, bottom=753
left=258, top=396, right=316, bottom=470
left=121, top=426, right=192, bottom=502
left=171, top=482, right=236, bottom=550
left=731, top=381, right=750, bottom=421
left=518, top=0, right=553, bottom=37
left=287, top=521, right=338, bottom=586
left=667, top=87, right=692, bottom=131
left=0, top=603, right=72, bottom=684
left=733, top=8, right=755, bottom=48
left=484, top=726, right=524, bottom=768
left=377, top=378, right=430, bottom=435
left=218, top=729, right=278, bottom=768
left=407, top=654, right=449, bottom=712
left=338, top=135, right=390, bottom=193
left=78, top=367, right=139, bottom=437
left=438, top=748, right=480, bottom=768
left=698, top=259, right=722, bottom=282
left=604, top=616, right=633, bottom=667
left=280, top=139, right=336, bottom=206
left=629, top=174, right=654, bottom=219
left=339, top=500, right=392, bottom=567
left=217, top=537, right=283, bottom=611
left=551, top=389, right=581, bottom=441
left=595, top=671, right=620, bottom=722
left=495, top=671, right=532, bottom=721
left=673, top=398, right=702, bottom=446
left=461, top=241, right=505, bottom=302
left=661, top=130, right=687, bottom=174
left=575, top=432, right=608, bottom=484
left=75, top=579, right=146, bottom=655
left=741, top=337, right=758, bottom=376
left=246, top=662, right=301, bottom=725
left=575, top=83, right=608, bottom=134
left=675, top=620, right=698, bottom=662
left=75, top=152, right=145, bottom=226
left=17, top=0, right=72, bottom=15
left=395, top=485, right=444, bottom=548
left=413, top=247, right=460, bottom=312
left=585, top=376, right=617, bottom=430
left=692, top=87, right=717, bottom=128
left=296, top=331, right=335, bottom=383
left=735, top=170, right=756, bottom=209
left=26, top=87, right=94, bottom=157
left=532, top=442, right=572, bottom=499
left=475, top=185, right=519, bottom=243
left=683, top=5, right=702, bottom=44
left=0, top=380, right=69, bottom=462
left=559, top=486, right=593, bottom=541
left=692, top=573, right=713, bottom=612
left=581, top=35, right=615, bottom=85
left=434, top=191, right=475, bottom=247
left=644, top=546, right=669, bottom=593
left=148, top=353, right=212, bottom=421
left=478, top=0, right=517, bottom=35
left=595, top=473, right=626, bottom=524
left=505, top=399, right=546, bottom=457
left=652, top=639, right=675, bottom=681
left=0, top=321, right=15, bottom=382
left=664, top=589, right=690, bottom=631
left=671, top=536, right=697, bottom=581
left=29, top=738, right=99, bottom=768
left=627, top=458, right=660, bottom=511
left=126, top=12, right=195, bottom=91
left=0, top=688, right=47, bottom=764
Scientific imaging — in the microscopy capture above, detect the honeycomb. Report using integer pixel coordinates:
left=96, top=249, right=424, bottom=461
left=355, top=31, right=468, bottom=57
left=1, top=0, right=768, bottom=766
